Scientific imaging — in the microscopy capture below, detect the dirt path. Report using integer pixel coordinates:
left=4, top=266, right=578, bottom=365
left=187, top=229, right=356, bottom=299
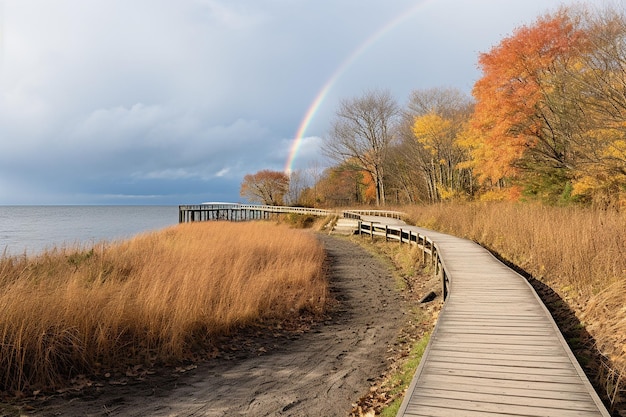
left=25, top=234, right=412, bottom=417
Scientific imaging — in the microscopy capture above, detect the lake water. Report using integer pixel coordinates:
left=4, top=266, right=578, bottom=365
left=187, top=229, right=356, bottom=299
left=0, top=206, right=180, bottom=257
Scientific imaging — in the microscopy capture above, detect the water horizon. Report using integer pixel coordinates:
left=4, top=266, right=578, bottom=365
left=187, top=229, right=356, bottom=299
left=0, top=205, right=180, bottom=257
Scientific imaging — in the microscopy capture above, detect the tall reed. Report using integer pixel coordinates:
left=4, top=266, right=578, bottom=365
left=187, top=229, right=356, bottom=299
left=0, top=222, right=327, bottom=394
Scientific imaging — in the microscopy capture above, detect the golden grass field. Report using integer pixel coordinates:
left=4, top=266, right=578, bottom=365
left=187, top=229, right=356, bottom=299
left=403, top=202, right=626, bottom=390
left=0, top=221, right=327, bottom=395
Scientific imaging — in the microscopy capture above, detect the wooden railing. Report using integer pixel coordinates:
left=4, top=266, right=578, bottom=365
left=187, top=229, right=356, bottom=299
left=342, top=209, right=404, bottom=220
left=178, top=204, right=333, bottom=223
left=239, top=205, right=333, bottom=216
left=346, top=212, right=450, bottom=300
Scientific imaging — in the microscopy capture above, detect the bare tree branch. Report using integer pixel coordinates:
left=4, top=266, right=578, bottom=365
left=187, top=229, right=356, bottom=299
left=323, top=90, right=399, bottom=206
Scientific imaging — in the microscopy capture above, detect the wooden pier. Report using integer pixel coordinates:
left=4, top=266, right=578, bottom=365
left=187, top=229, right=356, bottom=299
left=178, top=203, right=333, bottom=223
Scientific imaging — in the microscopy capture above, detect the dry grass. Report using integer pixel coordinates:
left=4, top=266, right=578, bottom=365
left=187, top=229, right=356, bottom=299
left=0, top=221, right=327, bottom=395
left=403, top=202, right=626, bottom=401
left=404, top=202, right=625, bottom=292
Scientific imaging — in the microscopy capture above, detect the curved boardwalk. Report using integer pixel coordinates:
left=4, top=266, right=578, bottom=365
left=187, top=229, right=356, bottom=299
left=387, top=224, right=610, bottom=417
left=178, top=205, right=610, bottom=416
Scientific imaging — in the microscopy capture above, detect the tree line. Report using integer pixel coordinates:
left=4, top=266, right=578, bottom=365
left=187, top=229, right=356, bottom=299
left=242, top=5, right=626, bottom=209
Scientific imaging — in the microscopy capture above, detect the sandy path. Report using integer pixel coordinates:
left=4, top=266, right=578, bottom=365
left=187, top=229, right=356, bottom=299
left=27, top=234, right=409, bottom=417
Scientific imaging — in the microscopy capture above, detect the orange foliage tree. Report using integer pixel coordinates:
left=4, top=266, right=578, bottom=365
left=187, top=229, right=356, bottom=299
left=469, top=5, right=626, bottom=206
left=313, top=163, right=366, bottom=207
left=468, top=9, right=587, bottom=198
left=240, top=170, right=289, bottom=205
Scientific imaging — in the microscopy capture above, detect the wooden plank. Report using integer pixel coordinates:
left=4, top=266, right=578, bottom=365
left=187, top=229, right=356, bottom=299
left=426, top=353, right=575, bottom=369
left=418, top=375, right=589, bottom=401
left=429, top=341, right=568, bottom=355
left=438, top=319, right=551, bottom=327
left=438, top=320, right=553, bottom=328
left=404, top=396, right=603, bottom=417
left=443, top=303, right=545, bottom=310
left=427, top=348, right=572, bottom=362
left=412, top=387, right=600, bottom=411
left=436, top=326, right=555, bottom=335
left=444, top=301, right=543, bottom=307
left=439, top=318, right=552, bottom=325
left=435, top=326, right=555, bottom=335
left=402, top=405, right=529, bottom=417
left=424, top=360, right=579, bottom=377
left=417, top=373, right=590, bottom=395
left=432, top=334, right=561, bottom=346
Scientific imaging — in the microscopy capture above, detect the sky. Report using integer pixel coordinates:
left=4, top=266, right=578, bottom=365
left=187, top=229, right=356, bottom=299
left=0, top=0, right=612, bottom=205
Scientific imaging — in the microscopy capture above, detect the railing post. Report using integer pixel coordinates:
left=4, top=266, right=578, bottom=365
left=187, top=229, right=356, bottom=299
left=430, top=245, right=437, bottom=274
left=370, top=222, right=374, bottom=241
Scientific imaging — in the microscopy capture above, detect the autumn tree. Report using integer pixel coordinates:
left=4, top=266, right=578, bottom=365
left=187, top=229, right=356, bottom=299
left=239, top=170, right=289, bottom=205
left=469, top=8, right=587, bottom=201
left=283, top=169, right=310, bottom=206
left=395, top=88, right=473, bottom=202
left=561, top=7, right=626, bottom=206
left=295, top=161, right=326, bottom=207
left=469, top=5, right=626, bottom=205
left=313, top=163, right=367, bottom=207
left=324, top=90, right=399, bottom=206
left=384, top=140, right=430, bottom=204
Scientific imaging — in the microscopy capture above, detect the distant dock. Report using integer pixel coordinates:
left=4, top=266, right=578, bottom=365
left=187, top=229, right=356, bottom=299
left=178, top=203, right=332, bottom=223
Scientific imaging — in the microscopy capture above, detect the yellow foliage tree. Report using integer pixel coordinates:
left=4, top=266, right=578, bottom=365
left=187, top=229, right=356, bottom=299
left=411, top=112, right=470, bottom=201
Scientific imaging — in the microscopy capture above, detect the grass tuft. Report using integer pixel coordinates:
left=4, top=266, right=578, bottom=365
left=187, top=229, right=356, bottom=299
left=380, top=335, right=430, bottom=417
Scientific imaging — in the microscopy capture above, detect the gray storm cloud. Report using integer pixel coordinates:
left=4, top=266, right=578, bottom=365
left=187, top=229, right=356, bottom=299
left=0, top=0, right=586, bottom=204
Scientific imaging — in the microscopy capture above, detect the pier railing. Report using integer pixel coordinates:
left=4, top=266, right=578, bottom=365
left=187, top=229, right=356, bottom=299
left=342, top=209, right=405, bottom=220
left=344, top=211, right=449, bottom=300
left=178, top=203, right=333, bottom=223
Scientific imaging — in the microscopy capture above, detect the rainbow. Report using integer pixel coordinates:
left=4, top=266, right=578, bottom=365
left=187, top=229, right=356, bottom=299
left=284, top=0, right=434, bottom=174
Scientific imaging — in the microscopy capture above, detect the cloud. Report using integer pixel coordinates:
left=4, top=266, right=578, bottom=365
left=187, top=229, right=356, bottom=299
left=191, top=0, right=269, bottom=30
left=3, top=106, right=276, bottom=171
left=0, top=0, right=594, bottom=205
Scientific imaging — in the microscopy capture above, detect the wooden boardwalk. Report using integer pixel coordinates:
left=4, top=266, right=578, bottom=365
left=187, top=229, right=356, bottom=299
left=381, top=225, right=611, bottom=416
left=178, top=205, right=610, bottom=415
